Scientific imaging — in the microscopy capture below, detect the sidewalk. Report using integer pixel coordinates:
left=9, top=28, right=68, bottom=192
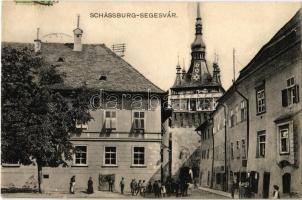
left=198, top=186, right=237, bottom=199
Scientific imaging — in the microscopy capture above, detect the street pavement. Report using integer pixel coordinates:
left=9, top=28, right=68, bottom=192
left=1, top=188, right=229, bottom=199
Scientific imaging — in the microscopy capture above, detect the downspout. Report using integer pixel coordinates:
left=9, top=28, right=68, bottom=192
left=211, top=119, right=214, bottom=188
left=221, top=103, right=228, bottom=192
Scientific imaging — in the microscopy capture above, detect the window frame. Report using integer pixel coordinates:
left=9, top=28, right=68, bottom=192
left=257, top=131, right=266, bottom=158
left=132, top=146, right=146, bottom=167
left=133, top=111, right=145, bottom=131
left=103, top=146, right=117, bottom=166
left=277, top=123, right=291, bottom=155
left=73, top=145, right=88, bottom=166
left=76, top=120, right=88, bottom=130
left=104, top=110, right=117, bottom=131
left=256, top=85, right=266, bottom=115
left=240, top=100, right=247, bottom=121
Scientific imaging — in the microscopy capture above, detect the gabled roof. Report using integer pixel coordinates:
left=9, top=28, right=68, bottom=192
left=238, top=8, right=301, bottom=82
left=2, top=42, right=164, bottom=94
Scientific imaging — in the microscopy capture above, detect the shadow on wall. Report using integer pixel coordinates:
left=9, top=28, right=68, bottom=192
left=173, top=147, right=201, bottom=181
left=2, top=175, right=38, bottom=193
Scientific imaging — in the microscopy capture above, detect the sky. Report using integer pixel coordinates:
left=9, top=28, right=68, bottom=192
left=2, top=1, right=301, bottom=91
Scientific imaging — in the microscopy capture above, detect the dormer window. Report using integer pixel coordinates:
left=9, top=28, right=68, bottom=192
left=99, top=75, right=107, bottom=81
left=57, top=57, right=64, bottom=62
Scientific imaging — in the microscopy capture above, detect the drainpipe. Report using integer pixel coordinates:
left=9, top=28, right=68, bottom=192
left=211, top=118, right=215, bottom=188
left=221, top=103, right=228, bottom=192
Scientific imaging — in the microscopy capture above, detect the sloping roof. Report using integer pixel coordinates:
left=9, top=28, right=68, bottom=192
left=238, top=8, right=301, bottom=81
left=2, top=42, right=164, bottom=94
left=217, top=8, right=301, bottom=105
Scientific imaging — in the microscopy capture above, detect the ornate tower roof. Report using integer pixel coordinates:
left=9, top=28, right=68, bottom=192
left=191, top=2, right=206, bottom=53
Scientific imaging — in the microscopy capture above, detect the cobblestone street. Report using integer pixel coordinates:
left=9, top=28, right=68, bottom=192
left=2, top=188, right=228, bottom=199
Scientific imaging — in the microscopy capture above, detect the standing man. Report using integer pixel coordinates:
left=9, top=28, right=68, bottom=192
left=108, top=177, right=114, bottom=192
left=120, top=177, right=125, bottom=194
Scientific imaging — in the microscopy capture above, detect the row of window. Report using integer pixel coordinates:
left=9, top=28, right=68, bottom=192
left=74, top=146, right=146, bottom=166
left=201, top=128, right=211, bottom=141
left=229, top=100, right=247, bottom=128
left=230, top=139, right=246, bottom=160
left=256, top=77, right=299, bottom=115
left=256, top=123, right=291, bottom=158
left=171, top=98, right=216, bottom=112
left=201, top=149, right=210, bottom=160
left=172, top=112, right=204, bottom=127
left=76, top=111, right=145, bottom=131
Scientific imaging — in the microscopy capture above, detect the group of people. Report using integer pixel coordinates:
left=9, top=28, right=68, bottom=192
left=69, top=176, right=94, bottom=194
left=69, top=175, right=193, bottom=198
left=130, top=179, right=147, bottom=196
left=149, top=178, right=193, bottom=198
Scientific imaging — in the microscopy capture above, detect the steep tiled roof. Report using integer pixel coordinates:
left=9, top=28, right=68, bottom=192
left=238, top=9, right=301, bottom=81
left=2, top=42, right=164, bottom=94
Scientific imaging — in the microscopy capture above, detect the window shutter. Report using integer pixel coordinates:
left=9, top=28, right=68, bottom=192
left=111, top=118, right=117, bottom=129
left=282, top=89, right=288, bottom=107
left=105, top=118, right=111, bottom=129
left=293, top=85, right=299, bottom=103
left=134, top=119, right=139, bottom=129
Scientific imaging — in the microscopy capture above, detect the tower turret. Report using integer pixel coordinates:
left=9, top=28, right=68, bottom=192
left=34, top=28, right=41, bottom=53
left=73, top=15, right=83, bottom=52
left=212, top=55, right=221, bottom=84
left=173, top=56, right=182, bottom=86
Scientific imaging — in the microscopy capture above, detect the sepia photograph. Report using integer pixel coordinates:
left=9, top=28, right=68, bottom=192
left=1, top=0, right=302, bottom=199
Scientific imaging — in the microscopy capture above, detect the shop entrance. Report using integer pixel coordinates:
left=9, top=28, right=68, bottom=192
left=262, top=172, right=270, bottom=198
left=282, top=173, right=291, bottom=194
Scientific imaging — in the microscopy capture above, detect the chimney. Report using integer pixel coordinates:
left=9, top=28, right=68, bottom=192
left=73, top=15, right=83, bottom=51
left=34, top=28, right=41, bottom=53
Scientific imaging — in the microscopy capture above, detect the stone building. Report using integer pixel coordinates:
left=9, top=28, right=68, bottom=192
left=242, top=8, right=302, bottom=198
left=1, top=16, right=165, bottom=192
left=168, top=4, right=224, bottom=180
left=198, top=8, right=302, bottom=198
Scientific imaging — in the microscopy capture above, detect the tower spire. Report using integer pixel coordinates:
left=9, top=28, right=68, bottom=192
left=77, top=14, right=80, bottom=28
left=197, top=2, right=201, bottom=19
left=191, top=2, right=206, bottom=58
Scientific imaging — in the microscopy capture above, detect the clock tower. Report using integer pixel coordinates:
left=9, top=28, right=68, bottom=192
left=190, top=3, right=209, bottom=83
left=169, top=3, right=225, bottom=182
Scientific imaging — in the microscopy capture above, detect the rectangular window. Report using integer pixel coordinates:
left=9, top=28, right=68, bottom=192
left=105, top=111, right=117, bottom=130
left=74, top=145, right=87, bottom=165
left=104, top=147, right=117, bottom=165
left=256, top=85, right=266, bottom=114
left=133, top=147, right=145, bottom=165
left=133, top=111, right=145, bottom=130
left=257, top=131, right=266, bottom=158
left=235, top=106, right=239, bottom=124
left=76, top=120, right=88, bottom=130
left=282, top=77, right=299, bottom=107
left=230, top=109, right=235, bottom=127
left=279, top=125, right=289, bottom=154
left=231, top=142, right=234, bottom=160
left=236, top=141, right=240, bottom=159
left=240, top=100, right=247, bottom=121
left=242, top=139, right=246, bottom=159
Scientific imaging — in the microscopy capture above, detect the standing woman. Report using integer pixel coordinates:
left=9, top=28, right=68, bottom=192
left=273, top=185, right=280, bottom=199
left=70, top=175, right=76, bottom=194
left=87, top=177, right=94, bottom=194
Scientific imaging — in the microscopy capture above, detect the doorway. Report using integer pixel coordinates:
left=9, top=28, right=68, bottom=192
left=282, top=173, right=291, bottom=194
left=262, top=172, right=270, bottom=198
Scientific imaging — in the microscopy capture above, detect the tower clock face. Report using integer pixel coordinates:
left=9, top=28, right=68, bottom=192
left=192, top=74, right=200, bottom=80
left=192, top=62, right=201, bottom=81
